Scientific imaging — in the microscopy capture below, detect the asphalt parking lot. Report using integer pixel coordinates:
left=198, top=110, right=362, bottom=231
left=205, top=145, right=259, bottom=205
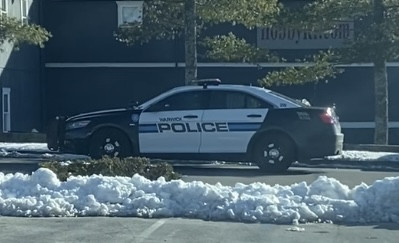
left=0, top=216, right=398, bottom=243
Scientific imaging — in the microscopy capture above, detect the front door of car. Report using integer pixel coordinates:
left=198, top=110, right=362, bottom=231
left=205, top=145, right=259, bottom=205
left=138, top=90, right=207, bottom=153
left=200, top=90, right=273, bottom=153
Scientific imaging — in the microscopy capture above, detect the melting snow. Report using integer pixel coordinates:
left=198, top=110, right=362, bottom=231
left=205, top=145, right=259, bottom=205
left=0, top=143, right=49, bottom=152
left=286, top=227, right=305, bottom=232
left=0, top=168, right=398, bottom=224
left=328, top=150, right=399, bottom=162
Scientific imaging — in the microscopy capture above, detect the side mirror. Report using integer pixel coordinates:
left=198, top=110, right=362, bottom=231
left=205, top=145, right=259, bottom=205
left=128, top=100, right=140, bottom=109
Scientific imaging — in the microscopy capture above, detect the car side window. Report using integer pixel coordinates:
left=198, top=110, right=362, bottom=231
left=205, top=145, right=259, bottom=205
left=209, top=91, right=274, bottom=109
left=146, top=91, right=208, bottom=112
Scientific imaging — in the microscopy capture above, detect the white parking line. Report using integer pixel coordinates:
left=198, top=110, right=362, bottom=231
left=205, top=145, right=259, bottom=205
left=136, top=219, right=166, bottom=243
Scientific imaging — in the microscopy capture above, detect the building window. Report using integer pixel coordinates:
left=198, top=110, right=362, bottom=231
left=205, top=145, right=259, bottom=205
left=21, top=0, right=29, bottom=24
left=1, top=0, right=8, bottom=16
left=2, top=88, right=11, bottom=133
left=116, top=1, right=143, bottom=26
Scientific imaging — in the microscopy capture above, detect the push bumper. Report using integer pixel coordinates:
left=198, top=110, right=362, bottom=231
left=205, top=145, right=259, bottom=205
left=47, top=116, right=66, bottom=151
left=47, top=117, right=90, bottom=154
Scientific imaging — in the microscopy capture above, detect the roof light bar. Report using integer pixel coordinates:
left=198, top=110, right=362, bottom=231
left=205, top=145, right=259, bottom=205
left=193, top=78, right=221, bottom=89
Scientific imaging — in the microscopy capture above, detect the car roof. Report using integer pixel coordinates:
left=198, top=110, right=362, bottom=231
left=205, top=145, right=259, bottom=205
left=171, top=84, right=272, bottom=94
left=139, top=84, right=302, bottom=109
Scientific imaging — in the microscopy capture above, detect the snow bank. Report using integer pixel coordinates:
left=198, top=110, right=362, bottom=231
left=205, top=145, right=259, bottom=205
left=41, top=153, right=90, bottom=160
left=0, top=143, right=49, bottom=152
left=328, top=150, right=399, bottom=162
left=0, top=168, right=398, bottom=224
left=0, top=143, right=89, bottom=160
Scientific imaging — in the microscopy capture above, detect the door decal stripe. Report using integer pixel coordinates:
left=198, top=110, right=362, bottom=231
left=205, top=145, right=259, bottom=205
left=139, top=124, right=158, bottom=133
left=227, top=122, right=262, bottom=132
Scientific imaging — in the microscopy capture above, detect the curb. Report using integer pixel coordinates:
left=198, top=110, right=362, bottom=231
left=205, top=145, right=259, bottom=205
left=296, top=159, right=399, bottom=170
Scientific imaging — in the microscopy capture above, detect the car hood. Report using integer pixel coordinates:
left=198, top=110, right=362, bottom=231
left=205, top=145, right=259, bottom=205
left=66, top=108, right=129, bottom=121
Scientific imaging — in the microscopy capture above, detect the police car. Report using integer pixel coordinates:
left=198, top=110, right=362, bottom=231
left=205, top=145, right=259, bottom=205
left=47, top=79, right=344, bottom=172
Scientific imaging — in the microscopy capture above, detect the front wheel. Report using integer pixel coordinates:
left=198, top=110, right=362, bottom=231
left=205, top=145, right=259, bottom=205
left=89, top=128, right=132, bottom=159
left=253, top=135, right=296, bottom=173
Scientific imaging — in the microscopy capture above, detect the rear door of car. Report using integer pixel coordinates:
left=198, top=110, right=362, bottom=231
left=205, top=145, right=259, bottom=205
left=199, top=90, right=273, bottom=153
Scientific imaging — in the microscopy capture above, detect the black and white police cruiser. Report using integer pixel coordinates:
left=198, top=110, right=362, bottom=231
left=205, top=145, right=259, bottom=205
left=47, top=79, right=344, bottom=172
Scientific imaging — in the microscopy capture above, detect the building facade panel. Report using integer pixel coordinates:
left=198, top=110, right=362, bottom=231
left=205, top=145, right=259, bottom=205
left=45, top=67, right=184, bottom=119
left=0, top=0, right=42, bottom=133
left=43, top=0, right=180, bottom=63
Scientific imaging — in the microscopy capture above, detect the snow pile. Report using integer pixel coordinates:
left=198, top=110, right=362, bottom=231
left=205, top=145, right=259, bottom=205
left=0, top=148, right=24, bottom=157
left=0, top=168, right=399, bottom=223
left=0, top=143, right=89, bottom=160
left=0, top=143, right=49, bottom=152
left=328, top=150, right=399, bottom=162
left=41, top=153, right=89, bottom=160
left=0, top=149, right=9, bottom=157
left=286, top=226, right=305, bottom=232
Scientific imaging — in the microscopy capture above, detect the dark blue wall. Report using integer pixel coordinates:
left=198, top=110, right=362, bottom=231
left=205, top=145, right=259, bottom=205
left=45, top=67, right=184, bottom=118
left=43, top=0, right=181, bottom=63
left=0, top=0, right=43, bottom=132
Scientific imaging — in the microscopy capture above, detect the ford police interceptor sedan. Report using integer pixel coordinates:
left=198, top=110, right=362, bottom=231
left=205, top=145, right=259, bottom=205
left=47, top=79, right=344, bottom=172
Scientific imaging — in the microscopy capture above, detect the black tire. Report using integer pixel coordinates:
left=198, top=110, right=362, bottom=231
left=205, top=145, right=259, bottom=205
left=253, top=135, right=296, bottom=173
left=89, top=128, right=132, bottom=159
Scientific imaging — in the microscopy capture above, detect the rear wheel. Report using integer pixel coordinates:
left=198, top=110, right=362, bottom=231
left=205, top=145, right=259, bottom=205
left=253, top=135, right=296, bottom=173
left=89, top=128, right=132, bottom=159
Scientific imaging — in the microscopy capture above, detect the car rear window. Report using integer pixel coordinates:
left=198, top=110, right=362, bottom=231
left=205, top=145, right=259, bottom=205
left=269, top=91, right=309, bottom=107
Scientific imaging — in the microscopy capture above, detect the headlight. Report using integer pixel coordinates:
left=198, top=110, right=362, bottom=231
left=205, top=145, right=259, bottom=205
left=65, top=120, right=91, bottom=130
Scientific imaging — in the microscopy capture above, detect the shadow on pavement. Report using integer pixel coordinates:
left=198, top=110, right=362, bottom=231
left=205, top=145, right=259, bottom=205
left=0, top=163, right=39, bottom=174
left=173, top=164, right=326, bottom=177
left=296, top=161, right=399, bottom=172
left=338, top=222, right=399, bottom=231
left=360, top=167, right=399, bottom=172
left=373, top=223, right=399, bottom=230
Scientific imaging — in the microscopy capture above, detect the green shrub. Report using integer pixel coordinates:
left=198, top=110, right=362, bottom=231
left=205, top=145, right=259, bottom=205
left=39, top=157, right=181, bottom=181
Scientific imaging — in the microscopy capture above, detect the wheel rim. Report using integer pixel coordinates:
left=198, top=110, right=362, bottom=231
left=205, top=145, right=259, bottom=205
left=101, top=137, right=120, bottom=157
left=261, top=143, right=285, bottom=165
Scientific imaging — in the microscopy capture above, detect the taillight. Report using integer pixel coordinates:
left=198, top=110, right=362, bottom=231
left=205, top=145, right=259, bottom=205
left=320, top=108, right=335, bottom=124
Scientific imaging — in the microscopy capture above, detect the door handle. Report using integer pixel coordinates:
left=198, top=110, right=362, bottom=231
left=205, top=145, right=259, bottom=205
left=184, top=115, right=198, bottom=119
left=247, top=114, right=262, bottom=118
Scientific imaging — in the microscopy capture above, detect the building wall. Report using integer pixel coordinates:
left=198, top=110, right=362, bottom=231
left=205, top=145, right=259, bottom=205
left=45, top=67, right=184, bottom=118
left=0, top=0, right=43, bottom=132
left=43, top=0, right=179, bottom=63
